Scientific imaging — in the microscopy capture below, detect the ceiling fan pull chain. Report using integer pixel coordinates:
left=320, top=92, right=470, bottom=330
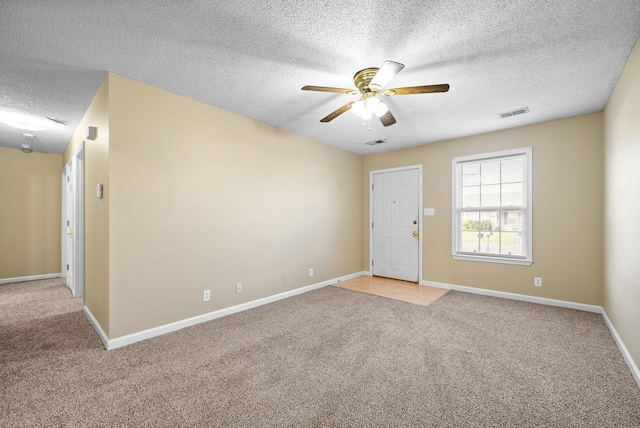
left=365, top=117, right=372, bottom=131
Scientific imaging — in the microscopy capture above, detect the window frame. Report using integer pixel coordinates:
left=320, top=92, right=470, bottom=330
left=451, top=147, right=533, bottom=266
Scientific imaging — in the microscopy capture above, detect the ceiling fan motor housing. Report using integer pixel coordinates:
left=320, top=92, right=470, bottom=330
left=354, top=68, right=380, bottom=93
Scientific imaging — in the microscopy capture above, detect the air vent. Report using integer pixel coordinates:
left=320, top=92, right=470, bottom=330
left=365, top=139, right=387, bottom=146
left=498, top=107, right=529, bottom=119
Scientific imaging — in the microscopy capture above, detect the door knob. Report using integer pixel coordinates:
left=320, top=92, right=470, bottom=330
left=412, top=231, right=419, bottom=238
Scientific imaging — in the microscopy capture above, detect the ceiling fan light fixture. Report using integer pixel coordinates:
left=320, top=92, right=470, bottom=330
left=367, top=96, right=381, bottom=110
left=351, top=96, right=388, bottom=121
left=372, top=100, right=389, bottom=117
left=361, top=108, right=374, bottom=121
left=351, top=100, right=365, bottom=116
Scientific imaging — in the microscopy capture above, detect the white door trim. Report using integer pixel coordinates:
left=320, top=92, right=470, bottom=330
left=61, top=167, right=67, bottom=279
left=369, top=164, right=423, bottom=282
left=74, top=144, right=85, bottom=301
left=61, top=144, right=86, bottom=299
left=64, top=160, right=74, bottom=294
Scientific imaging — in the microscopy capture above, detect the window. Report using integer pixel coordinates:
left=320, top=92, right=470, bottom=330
left=452, top=147, right=532, bottom=265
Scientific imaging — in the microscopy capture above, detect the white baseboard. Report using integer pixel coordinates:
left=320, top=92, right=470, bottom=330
left=422, top=279, right=640, bottom=390
left=91, top=271, right=369, bottom=351
left=84, top=306, right=109, bottom=350
left=600, top=310, right=640, bottom=389
left=422, top=280, right=602, bottom=313
left=330, top=271, right=367, bottom=283
left=0, top=273, right=62, bottom=285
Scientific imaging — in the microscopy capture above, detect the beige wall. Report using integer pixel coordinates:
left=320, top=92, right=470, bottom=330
left=604, top=38, right=640, bottom=369
left=364, top=113, right=604, bottom=305
left=106, top=73, right=363, bottom=338
left=64, top=75, right=111, bottom=336
left=0, top=147, right=62, bottom=279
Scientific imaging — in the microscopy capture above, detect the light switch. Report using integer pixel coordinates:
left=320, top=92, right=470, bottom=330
left=424, top=208, right=435, bottom=216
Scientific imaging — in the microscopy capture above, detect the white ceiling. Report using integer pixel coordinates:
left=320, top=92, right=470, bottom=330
left=0, top=1, right=639, bottom=155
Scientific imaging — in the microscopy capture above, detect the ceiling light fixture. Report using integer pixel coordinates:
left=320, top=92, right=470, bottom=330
left=0, top=111, right=50, bottom=131
left=22, top=132, right=35, bottom=139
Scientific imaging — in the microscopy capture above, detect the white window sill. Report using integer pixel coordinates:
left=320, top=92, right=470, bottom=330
left=452, top=254, right=533, bottom=266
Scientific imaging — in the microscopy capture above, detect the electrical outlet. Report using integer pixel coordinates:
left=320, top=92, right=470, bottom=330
left=203, top=289, right=211, bottom=302
left=309, top=268, right=314, bottom=277
left=534, top=277, right=542, bottom=287
left=236, top=282, right=242, bottom=293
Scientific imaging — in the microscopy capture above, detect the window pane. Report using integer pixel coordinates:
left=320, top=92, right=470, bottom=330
left=461, top=211, right=479, bottom=230
left=500, top=231, right=523, bottom=256
left=462, top=163, right=480, bottom=186
left=462, top=185, right=480, bottom=207
left=502, top=182, right=523, bottom=206
left=461, top=211, right=479, bottom=252
left=474, top=211, right=499, bottom=254
left=501, top=158, right=523, bottom=183
left=481, top=211, right=499, bottom=231
left=500, top=210, right=522, bottom=231
left=481, top=184, right=500, bottom=207
left=480, top=161, right=500, bottom=185
left=460, top=230, right=480, bottom=253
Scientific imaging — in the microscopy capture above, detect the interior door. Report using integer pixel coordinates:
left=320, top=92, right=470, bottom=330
left=372, top=168, right=420, bottom=282
left=65, top=163, right=74, bottom=294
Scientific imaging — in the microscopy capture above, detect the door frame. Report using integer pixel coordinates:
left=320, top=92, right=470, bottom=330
left=369, top=164, right=423, bottom=282
left=61, top=143, right=85, bottom=299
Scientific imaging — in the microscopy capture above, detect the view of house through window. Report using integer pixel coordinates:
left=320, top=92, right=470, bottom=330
left=452, top=148, right=532, bottom=265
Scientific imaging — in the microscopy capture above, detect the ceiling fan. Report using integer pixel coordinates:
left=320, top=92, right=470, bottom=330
left=302, top=60, right=449, bottom=127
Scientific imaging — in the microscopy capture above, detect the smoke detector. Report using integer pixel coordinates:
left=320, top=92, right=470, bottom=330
left=20, top=144, right=33, bottom=153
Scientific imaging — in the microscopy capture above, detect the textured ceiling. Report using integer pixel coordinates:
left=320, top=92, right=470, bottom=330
left=0, top=1, right=639, bottom=155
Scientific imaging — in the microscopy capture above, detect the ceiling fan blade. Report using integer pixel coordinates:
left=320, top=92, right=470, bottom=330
left=320, top=102, right=354, bottom=123
left=379, top=110, right=397, bottom=127
left=384, top=84, right=450, bottom=96
left=369, top=60, right=405, bottom=90
left=302, top=85, right=358, bottom=95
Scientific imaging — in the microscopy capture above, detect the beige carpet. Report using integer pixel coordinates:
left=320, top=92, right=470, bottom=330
left=1, top=277, right=639, bottom=427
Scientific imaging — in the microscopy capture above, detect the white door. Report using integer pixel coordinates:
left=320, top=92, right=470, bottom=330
left=65, top=163, right=74, bottom=294
left=372, top=168, right=420, bottom=282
